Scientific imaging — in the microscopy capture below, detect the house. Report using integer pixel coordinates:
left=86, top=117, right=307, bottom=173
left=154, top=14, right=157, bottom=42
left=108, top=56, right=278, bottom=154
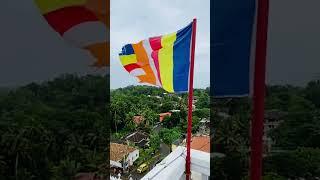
left=125, top=131, right=149, bottom=148
left=172, top=135, right=210, bottom=153
left=159, top=112, right=172, bottom=122
left=192, top=104, right=196, bottom=111
left=132, top=115, right=145, bottom=125
left=192, top=96, right=198, bottom=104
left=110, top=143, right=139, bottom=170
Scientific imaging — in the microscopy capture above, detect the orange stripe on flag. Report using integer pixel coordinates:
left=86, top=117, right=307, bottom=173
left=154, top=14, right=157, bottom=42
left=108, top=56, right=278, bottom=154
left=132, top=41, right=156, bottom=85
left=85, top=42, right=109, bottom=67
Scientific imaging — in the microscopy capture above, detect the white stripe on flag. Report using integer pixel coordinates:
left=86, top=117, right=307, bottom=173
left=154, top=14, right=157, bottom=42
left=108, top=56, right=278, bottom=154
left=63, top=21, right=108, bottom=47
left=142, top=40, right=162, bottom=87
left=130, top=68, right=146, bottom=76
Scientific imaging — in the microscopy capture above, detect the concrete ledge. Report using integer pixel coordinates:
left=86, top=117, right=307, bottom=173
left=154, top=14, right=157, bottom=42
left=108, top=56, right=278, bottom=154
left=141, top=146, right=210, bottom=180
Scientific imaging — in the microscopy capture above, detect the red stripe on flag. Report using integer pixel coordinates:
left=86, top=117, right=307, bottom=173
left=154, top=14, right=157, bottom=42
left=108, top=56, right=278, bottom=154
left=151, top=50, right=162, bottom=86
left=124, top=63, right=141, bottom=72
left=149, top=36, right=162, bottom=50
left=44, top=6, right=98, bottom=35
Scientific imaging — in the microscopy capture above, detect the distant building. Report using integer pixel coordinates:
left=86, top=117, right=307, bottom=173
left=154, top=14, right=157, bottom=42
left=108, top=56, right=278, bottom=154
left=199, top=118, right=210, bottom=135
left=192, top=96, right=198, bottom=104
left=159, top=112, right=172, bottom=122
left=110, top=143, right=139, bottom=170
left=263, top=110, right=287, bottom=153
left=170, top=109, right=181, bottom=113
left=192, top=104, right=196, bottom=111
left=132, top=115, right=145, bottom=125
left=125, top=131, right=149, bottom=148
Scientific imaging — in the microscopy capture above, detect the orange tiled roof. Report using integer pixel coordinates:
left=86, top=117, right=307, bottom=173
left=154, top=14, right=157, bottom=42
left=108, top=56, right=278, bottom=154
left=110, top=143, right=136, bottom=162
left=159, top=112, right=172, bottom=122
left=190, top=136, right=210, bottom=153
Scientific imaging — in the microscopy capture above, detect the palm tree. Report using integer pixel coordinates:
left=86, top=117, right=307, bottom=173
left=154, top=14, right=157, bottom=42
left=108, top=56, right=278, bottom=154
left=214, top=115, right=249, bottom=153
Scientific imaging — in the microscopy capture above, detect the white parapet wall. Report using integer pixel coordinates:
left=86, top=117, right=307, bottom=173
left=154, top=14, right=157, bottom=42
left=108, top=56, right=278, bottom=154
left=141, top=146, right=210, bottom=180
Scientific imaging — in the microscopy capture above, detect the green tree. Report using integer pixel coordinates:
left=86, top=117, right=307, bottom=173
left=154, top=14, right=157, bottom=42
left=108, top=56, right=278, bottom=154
left=160, top=101, right=174, bottom=113
left=0, top=75, right=108, bottom=179
left=159, top=128, right=181, bottom=146
left=149, top=133, right=161, bottom=151
left=264, top=148, right=320, bottom=178
left=193, top=108, right=210, bottom=119
left=305, top=80, right=320, bottom=107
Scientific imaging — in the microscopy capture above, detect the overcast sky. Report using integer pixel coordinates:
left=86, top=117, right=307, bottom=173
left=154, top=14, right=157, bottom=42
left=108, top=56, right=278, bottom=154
left=266, top=0, right=320, bottom=86
left=1, top=0, right=320, bottom=88
left=110, top=0, right=210, bottom=89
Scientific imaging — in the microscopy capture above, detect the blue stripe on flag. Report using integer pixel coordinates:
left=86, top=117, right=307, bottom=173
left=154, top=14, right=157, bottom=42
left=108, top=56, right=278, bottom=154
left=119, top=44, right=135, bottom=55
left=173, top=23, right=192, bottom=92
left=211, top=0, right=256, bottom=97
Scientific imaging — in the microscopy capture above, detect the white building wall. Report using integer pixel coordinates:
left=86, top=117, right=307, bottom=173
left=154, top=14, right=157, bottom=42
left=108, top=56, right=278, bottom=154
left=110, top=149, right=139, bottom=169
left=110, top=160, right=122, bottom=168
left=126, top=149, right=139, bottom=166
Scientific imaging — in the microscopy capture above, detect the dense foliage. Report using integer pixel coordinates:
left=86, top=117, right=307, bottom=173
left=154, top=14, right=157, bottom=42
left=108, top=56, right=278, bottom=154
left=0, top=75, right=108, bottom=179
left=212, top=80, right=320, bottom=179
left=110, top=86, right=209, bottom=140
left=110, top=85, right=210, bottom=167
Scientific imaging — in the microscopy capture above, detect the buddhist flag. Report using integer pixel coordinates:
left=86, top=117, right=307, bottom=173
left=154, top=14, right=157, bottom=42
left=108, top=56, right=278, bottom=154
left=34, top=0, right=109, bottom=68
left=212, top=0, right=256, bottom=97
left=119, top=22, right=193, bottom=93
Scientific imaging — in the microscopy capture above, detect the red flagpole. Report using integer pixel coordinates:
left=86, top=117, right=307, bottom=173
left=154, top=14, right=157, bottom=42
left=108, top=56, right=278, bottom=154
left=250, top=0, right=269, bottom=180
left=185, top=18, right=197, bottom=180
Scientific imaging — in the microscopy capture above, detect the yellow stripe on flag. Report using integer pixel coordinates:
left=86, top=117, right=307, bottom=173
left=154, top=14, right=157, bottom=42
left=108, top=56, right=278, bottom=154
left=119, top=54, right=137, bottom=66
left=159, top=32, right=176, bottom=92
left=34, top=0, right=87, bottom=14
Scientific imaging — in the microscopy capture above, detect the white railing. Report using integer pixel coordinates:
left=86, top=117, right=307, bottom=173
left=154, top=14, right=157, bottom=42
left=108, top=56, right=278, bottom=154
left=141, top=146, right=210, bottom=180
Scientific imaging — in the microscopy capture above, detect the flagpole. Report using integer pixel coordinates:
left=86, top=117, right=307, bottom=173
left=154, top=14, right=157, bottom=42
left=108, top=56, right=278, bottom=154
left=185, top=18, right=197, bottom=180
left=250, top=0, right=269, bottom=180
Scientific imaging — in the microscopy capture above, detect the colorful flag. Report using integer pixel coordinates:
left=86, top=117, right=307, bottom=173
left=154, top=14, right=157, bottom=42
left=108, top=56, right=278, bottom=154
left=212, top=0, right=256, bottom=97
left=119, top=22, right=193, bottom=93
left=34, top=0, right=109, bottom=68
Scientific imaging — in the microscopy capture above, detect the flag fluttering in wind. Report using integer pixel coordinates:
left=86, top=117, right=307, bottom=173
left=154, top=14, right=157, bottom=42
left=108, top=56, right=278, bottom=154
left=34, top=0, right=109, bottom=68
left=119, top=19, right=197, bottom=180
left=119, top=22, right=193, bottom=93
